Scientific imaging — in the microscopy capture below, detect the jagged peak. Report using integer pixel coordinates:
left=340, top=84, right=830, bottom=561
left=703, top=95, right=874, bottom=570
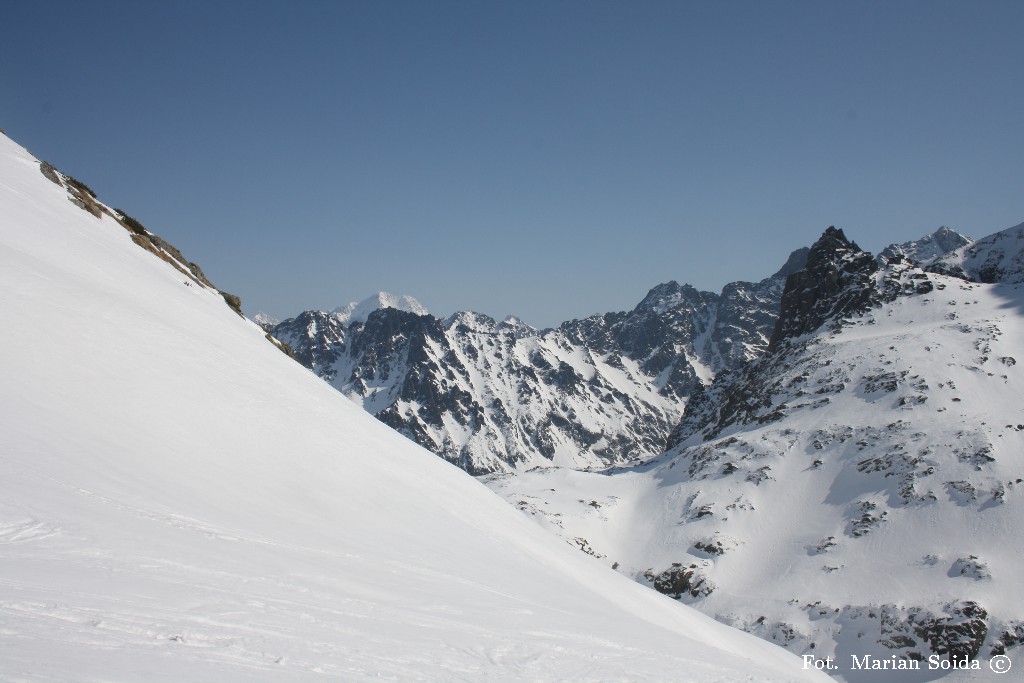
left=928, top=220, right=1024, bottom=284
left=805, top=226, right=866, bottom=268
left=444, top=309, right=498, bottom=331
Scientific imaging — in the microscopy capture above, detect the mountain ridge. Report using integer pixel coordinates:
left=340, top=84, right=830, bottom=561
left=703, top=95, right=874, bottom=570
left=272, top=249, right=808, bottom=472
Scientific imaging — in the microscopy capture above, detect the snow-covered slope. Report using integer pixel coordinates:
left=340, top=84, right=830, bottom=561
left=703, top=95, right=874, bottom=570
left=0, top=132, right=826, bottom=681
left=272, top=253, right=806, bottom=473
left=484, top=228, right=1024, bottom=681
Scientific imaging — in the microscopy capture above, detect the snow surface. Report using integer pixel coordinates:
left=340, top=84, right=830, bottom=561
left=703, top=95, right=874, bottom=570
left=0, top=132, right=826, bottom=681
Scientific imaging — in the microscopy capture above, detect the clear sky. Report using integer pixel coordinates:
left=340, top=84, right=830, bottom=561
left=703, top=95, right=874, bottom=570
left=3, top=1, right=1022, bottom=328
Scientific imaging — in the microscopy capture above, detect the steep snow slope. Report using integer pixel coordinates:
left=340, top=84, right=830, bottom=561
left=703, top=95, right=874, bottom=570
left=0, top=133, right=826, bottom=681
left=485, top=229, right=1024, bottom=681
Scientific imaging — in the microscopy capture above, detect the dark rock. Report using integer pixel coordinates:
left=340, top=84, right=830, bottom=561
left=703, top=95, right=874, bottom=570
left=220, top=291, right=243, bottom=316
left=911, top=601, right=988, bottom=660
left=39, top=161, right=61, bottom=185
left=769, top=227, right=878, bottom=348
left=642, top=563, right=715, bottom=600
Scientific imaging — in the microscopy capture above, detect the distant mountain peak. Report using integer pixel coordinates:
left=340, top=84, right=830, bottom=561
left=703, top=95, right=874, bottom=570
left=331, top=292, right=428, bottom=324
left=880, top=225, right=973, bottom=267
left=634, top=281, right=708, bottom=315
left=928, top=221, right=1024, bottom=284
left=252, top=311, right=280, bottom=331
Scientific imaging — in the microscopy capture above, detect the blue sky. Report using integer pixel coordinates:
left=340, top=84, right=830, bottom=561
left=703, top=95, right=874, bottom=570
left=3, top=1, right=1022, bottom=328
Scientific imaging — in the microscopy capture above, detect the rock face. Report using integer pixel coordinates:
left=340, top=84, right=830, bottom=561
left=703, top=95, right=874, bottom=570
left=769, top=227, right=880, bottom=346
left=272, top=252, right=806, bottom=473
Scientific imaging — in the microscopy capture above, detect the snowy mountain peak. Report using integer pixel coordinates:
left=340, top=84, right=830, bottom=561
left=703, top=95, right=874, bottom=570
left=331, top=292, right=428, bottom=324
left=251, top=311, right=279, bottom=330
left=634, top=281, right=710, bottom=315
left=498, top=314, right=539, bottom=337
left=931, top=225, right=974, bottom=251
left=930, top=221, right=1024, bottom=285
left=488, top=225, right=1024, bottom=675
left=445, top=309, right=497, bottom=330
left=880, top=225, right=973, bottom=267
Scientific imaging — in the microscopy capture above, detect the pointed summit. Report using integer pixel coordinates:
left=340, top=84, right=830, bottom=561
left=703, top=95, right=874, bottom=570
left=769, top=227, right=878, bottom=347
